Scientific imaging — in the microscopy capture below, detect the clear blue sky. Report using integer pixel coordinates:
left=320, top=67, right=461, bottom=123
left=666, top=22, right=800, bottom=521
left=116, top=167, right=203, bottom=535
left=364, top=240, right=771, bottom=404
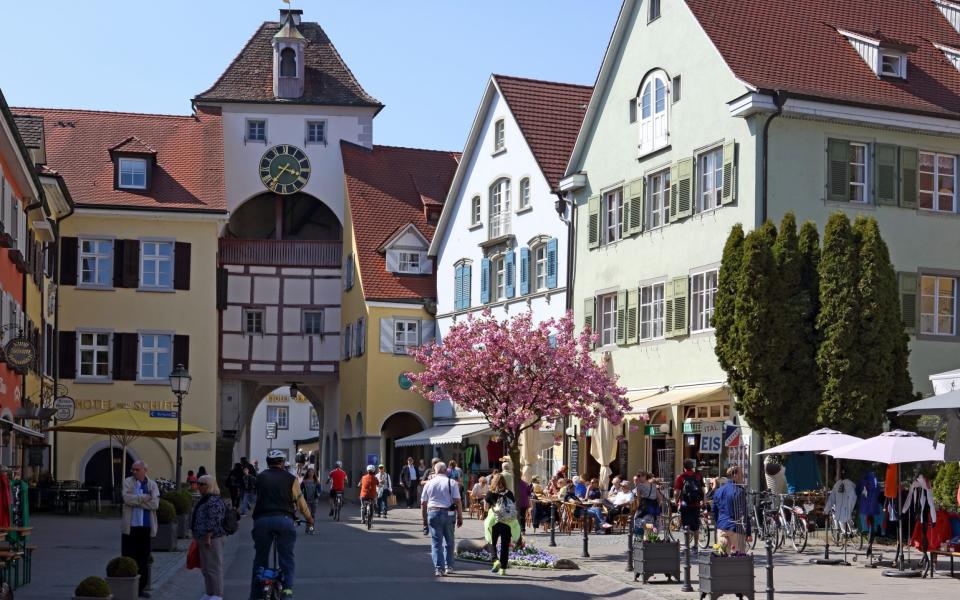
left=1, top=0, right=620, bottom=151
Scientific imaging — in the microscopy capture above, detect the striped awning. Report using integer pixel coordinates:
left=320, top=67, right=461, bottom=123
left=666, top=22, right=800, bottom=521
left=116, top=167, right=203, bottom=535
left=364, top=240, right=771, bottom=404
left=394, top=422, right=490, bottom=447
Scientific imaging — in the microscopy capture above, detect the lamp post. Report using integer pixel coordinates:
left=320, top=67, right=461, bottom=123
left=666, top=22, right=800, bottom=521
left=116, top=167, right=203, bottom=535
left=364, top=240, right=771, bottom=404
left=168, top=363, right=192, bottom=487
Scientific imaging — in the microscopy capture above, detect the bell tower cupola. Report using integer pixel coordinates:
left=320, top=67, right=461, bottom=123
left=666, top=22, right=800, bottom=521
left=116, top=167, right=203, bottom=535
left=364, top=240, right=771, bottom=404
left=272, top=9, right=306, bottom=99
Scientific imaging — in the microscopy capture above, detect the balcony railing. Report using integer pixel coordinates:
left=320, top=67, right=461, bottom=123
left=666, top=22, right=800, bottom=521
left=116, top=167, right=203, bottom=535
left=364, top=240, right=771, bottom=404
left=219, top=239, right=342, bottom=268
left=488, top=212, right=512, bottom=240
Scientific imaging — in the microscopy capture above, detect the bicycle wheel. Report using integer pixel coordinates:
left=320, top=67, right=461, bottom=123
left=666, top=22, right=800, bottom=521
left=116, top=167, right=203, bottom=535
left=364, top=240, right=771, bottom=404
left=789, top=516, right=808, bottom=553
left=334, top=497, right=341, bottom=521
left=698, top=514, right=712, bottom=549
left=749, top=513, right=760, bottom=550
left=669, top=512, right=681, bottom=535
left=764, top=514, right=782, bottom=552
left=366, top=503, right=373, bottom=529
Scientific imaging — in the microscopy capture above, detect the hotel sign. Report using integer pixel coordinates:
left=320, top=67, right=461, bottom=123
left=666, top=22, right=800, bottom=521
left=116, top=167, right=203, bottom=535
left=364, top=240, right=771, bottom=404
left=54, top=396, right=76, bottom=422
left=4, top=337, right=35, bottom=372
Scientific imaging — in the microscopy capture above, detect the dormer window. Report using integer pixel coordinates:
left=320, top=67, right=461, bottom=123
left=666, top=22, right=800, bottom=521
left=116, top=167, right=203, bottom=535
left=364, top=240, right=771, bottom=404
left=839, top=29, right=911, bottom=79
left=280, top=48, right=297, bottom=77
left=397, top=251, right=421, bottom=274
left=118, top=158, right=147, bottom=190
left=381, top=223, right=431, bottom=275
left=880, top=52, right=906, bottom=78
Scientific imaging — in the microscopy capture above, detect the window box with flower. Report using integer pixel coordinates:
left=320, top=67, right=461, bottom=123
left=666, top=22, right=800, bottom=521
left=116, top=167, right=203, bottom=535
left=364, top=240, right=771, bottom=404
left=633, top=523, right=680, bottom=583
left=698, top=536, right=755, bottom=600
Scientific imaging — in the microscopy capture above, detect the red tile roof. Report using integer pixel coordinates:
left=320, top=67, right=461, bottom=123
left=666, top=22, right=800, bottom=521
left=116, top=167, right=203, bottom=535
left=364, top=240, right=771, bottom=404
left=12, top=107, right=225, bottom=212
left=195, top=21, right=381, bottom=109
left=341, top=142, right=459, bottom=301
left=493, top=75, right=593, bottom=189
left=686, top=0, right=960, bottom=118
left=109, top=136, right=156, bottom=155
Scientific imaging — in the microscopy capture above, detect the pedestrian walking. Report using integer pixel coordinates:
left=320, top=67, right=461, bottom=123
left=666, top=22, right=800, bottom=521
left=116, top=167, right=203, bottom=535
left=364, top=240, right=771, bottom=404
left=186, top=470, right=198, bottom=492
left=191, top=475, right=227, bottom=600
left=375, top=464, right=392, bottom=517
left=226, top=462, right=243, bottom=508
left=712, top=466, right=751, bottom=553
left=674, top=458, right=704, bottom=548
left=484, top=473, right=520, bottom=576
left=421, top=462, right=463, bottom=576
left=300, top=468, right=321, bottom=520
left=121, top=460, right=159, bottom=598
left=238, top=465, right=258, bottom=516
left=400, top=457, right=419, bottom=508
left=516, top=477, right=532, bottom=534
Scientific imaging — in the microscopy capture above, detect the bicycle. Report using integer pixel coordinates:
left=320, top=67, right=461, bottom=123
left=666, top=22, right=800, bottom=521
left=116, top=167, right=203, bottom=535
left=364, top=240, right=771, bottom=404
left=256, top=518, right=305, bottom=600
left=360, top=497, right=375, bottom=530
left=331, top=490, right=343, bottom=522
left=668, top=506, right=712, bottom=548
left=827, top=510, right=864, bottom=552
left=748, top=491, right=781, bottom=553
left=776, top=494, right=809, bottom=553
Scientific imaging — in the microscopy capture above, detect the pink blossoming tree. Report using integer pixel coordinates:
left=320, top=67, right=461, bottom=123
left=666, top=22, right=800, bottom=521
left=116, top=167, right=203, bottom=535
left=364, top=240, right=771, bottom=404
left=407, top=310, right=628, bottom=496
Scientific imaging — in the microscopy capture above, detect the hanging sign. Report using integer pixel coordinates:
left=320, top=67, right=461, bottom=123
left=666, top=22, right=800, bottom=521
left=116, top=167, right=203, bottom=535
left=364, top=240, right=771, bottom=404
left=570, top=439, right=579, bottom=477
left=4, top=337, right=35, bottom=371
left=266, top=422, right=278, bottom=440
left=699, top=421, right=723, bottom=454
left=54, top=396, right=76, bottom=422
left=150, top=410, right=177, bottom=419
left=724, top=425, right=741, bottom=448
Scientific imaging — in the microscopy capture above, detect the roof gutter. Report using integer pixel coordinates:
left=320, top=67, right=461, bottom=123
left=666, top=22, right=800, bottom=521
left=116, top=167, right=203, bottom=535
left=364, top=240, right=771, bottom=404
left=760, top=90, right=785, bottom=225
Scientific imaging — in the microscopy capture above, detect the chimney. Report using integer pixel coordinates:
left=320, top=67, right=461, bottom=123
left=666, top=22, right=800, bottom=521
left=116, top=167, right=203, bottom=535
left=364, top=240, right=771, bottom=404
left=279, top=9, right=302, bottom=26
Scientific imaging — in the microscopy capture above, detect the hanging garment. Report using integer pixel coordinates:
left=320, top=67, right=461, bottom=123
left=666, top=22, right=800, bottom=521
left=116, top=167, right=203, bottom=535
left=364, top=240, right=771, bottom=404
left=825, top=479, right=858, bottom=524
left=858, top=471, right=883, bottom=518
left=784, top=452, right=821, bottom=493
left=487, top=438, right=504, bottom=468
left=884, top=464, right=899, bottom=499
left=0, top=472, right=10, bottom=529
left=902, top=474, right=937, bottom=524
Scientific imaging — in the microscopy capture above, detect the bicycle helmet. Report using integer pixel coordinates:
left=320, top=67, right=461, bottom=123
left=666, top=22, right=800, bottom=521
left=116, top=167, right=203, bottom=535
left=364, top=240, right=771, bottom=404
left=335, top=460, right=343, bottom=468
left=266, top=449, right=285, bottom=466
left=366, top=464, right=376, bottom=473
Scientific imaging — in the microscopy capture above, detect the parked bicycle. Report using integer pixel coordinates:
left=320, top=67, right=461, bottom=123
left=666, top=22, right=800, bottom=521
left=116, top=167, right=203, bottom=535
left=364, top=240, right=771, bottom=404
left=776, top=494, right=809, bottom=553
left=155, top=477, right=177, bottom=495
left=748, top=491, right=781, bottom=553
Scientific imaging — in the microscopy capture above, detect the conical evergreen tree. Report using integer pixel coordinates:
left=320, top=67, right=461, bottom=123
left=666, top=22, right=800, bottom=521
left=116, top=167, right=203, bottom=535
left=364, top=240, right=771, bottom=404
left=770, top=213, right=819, bottom=442
left=798, top=221, right=821, bottom=322
left=817, top=213, right=868, bottom=435
left=714, top=224, right=745, bottom=400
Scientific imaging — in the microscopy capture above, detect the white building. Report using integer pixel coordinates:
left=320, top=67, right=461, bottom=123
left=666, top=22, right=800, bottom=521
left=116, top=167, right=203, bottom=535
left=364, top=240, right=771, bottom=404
left=248, top=386, right=321, bottom=466
left=427, top=75, right=592, bottom=478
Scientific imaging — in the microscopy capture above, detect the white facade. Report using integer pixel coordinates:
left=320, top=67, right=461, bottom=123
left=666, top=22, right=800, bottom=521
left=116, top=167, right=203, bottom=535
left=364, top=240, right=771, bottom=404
left=249, top=386, right=321, bottom=465
left=931, top=368, right=960, bottom=395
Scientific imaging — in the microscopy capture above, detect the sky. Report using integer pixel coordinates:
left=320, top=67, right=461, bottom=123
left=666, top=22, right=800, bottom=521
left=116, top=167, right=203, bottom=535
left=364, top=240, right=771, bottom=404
left=0, top=0, right=621, bottom=151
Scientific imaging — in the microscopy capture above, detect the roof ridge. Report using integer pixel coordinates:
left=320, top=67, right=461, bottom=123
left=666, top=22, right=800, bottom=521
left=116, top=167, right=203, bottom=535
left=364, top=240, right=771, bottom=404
left=372, top=143, right=459, bottom=155
left=12, top=106, right=199, bottom=119
left=304, top=21, right=382, bottom=107
left=493, top=73, right=594, bottom=90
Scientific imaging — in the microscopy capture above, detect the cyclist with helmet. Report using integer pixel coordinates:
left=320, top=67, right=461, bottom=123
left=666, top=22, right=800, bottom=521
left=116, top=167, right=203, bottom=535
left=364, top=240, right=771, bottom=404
left=359, top=465, right=379, bottom=522
left=250, top=449, right=313, bottom=600
left=327, top=461, right=348, bottom=517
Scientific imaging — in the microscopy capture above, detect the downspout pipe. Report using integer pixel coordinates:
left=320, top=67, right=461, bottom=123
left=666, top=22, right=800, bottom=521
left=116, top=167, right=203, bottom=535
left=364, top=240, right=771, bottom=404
left=760, top=91, right=785, bottom=225
left=554, top=190, right=576, bottom=471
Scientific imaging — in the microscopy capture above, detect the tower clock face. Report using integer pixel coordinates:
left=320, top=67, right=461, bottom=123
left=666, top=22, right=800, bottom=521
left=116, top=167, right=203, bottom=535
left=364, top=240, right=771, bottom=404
left=259, top=144, right=311, bottom=195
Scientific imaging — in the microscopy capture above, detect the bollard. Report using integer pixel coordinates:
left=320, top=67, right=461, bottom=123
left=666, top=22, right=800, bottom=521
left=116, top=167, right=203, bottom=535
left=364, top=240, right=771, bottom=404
left=582, top=511, right=591, bottom=558
left=681, top=527, right=693, bottom=592
left=765, top=535, right=775, bottom=600
left=549, top=503, right=557, bottom=547
left=626, top=512, right=634, bottom=572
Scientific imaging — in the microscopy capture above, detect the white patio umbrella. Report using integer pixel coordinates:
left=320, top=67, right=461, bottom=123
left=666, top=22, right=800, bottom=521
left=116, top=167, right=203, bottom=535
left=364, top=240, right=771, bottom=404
left=826, top=430, right=944, bottom=575
left=759, top=428, right=863, bottom=455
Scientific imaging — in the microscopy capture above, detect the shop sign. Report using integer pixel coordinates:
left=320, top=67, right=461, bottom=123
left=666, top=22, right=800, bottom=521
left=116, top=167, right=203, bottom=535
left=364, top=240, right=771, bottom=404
left=699, top=421, right=723, bottom=454
left=4, top=337, right=35, bottom=371
left=570, top=439, right=579, bottom=477
left=265, top=422, right=278, bottom=440
left=644, top=425, right=662, bottom=436
left=398, top=373, right=413, bottom=390
left=367, top=453, right=379, bottom=466
left=54, top=396, right=76, bottom=422
left=724, top=425, right=741, bottom=448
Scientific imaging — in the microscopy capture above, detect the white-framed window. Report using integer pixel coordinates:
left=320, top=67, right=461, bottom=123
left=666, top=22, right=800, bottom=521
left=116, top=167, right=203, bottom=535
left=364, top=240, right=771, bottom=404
left=79, top=238, right=114, bottom=287
left=518, top=177, right=531, bottom=210
left=493, top=256, right=506, bottom=301
left=849, top=143, right=869, bottom=203
left=267, top=405, right=290, bottom=430
left=640, top=282, right=665, bottom=340
left=138, top=333, right=172, bottom=382
left=697, top=146, right=724, bottom=212
left=394, top=319, right=419, bottom=354
left=244, top=308, right=265, bottom=335
left=602, top=188, right=624, bottom=245
left=599, top=293, right=618, bottom=347
left=488, top=178, right=511, bottom=238
left=919, top=151, right=956, bottom=213
left=639, top=72, right=669, bottom=153
left=397, top=251, right=421, bottom=274
left=691, top=269, right=718, bottom=332
left=649, top=0, right=661, bottom=21
left=78, top=331, right=111, bottom=379
left=303, top=310, right=323, bottom=335
left=533, top=244, right=547, bottom=292
left=470, top=196, right=481, bottom=225
left=306, top=120, right=326, bottom=144
left=880, top=52, right=906, bottom=78
left=493, top=119, right=505, bottom=152
left=921, top=275, right=956, bottom=336
left=246, top=119, right=266, bottom=142
left=140, top=240, right=173, bottom=289
left=118, top=158, right=147, bottom=190
left=646, top=169, right=670, bottom=229
left=310, top=407, right=320, bottom=430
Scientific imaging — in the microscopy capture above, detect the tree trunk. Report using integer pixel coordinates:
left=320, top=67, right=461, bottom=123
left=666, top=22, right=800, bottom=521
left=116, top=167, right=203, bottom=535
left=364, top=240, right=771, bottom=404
left=508, top=445, right=522, bottom=500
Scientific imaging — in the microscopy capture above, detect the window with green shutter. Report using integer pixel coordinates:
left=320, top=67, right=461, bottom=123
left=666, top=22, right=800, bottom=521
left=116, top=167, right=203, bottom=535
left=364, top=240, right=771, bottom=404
left=616, top=289, right=627, bottom=345
left=624, top=178, right=644, bottom=236
left=827, top=138, right=851, bottom=202
left=899, top=148, right=918, bottom=209
left=721, top=140, right=737, bottom=205
left=663, top=279, right=675, bottom=337
left=668, top=276, right=689, bottom=337
left=669, top=163, right=679, bottom=222
left=626, top=288, right=639, bottom=344
left=898, top=271, right=918, bottom=333
left=583, top=296, right=597, bottom=346
left=874, top=144, right=898, bottom=206
left=587, top=195, right=601, bottom=248
left=671, top=158, right=694, bottom=220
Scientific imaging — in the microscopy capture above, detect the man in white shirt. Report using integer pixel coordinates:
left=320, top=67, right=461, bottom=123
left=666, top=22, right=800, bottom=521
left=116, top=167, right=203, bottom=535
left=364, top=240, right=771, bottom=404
left=600, top=481, right=636, bottom=531
left=420, top=462, right=463, bottom=576
left=400, top=457, right=419, bottom=508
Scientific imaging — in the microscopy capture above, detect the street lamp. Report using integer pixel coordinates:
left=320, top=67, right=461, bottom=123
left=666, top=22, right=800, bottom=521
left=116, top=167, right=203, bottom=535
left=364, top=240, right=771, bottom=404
left=168, top=363, right=192, bottom=487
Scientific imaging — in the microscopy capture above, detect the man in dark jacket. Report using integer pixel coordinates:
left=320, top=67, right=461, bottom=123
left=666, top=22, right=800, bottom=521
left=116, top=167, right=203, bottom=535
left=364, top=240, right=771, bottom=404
left=399, top=457, right=419, bottom=508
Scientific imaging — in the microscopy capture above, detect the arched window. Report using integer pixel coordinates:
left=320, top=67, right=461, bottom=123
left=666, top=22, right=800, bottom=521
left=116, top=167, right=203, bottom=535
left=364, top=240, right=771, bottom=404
left=488, top=178, right=511, bottom=238
left=638, top=71, right=670, bottom=153
left=280, top=47, right=297, bottom=77
left=518, top=177, right=531, bottom=210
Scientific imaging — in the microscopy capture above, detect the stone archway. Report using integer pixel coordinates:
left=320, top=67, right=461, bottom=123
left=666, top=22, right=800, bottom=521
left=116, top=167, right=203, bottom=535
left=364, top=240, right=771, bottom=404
left=381, top=411, right=427, bottom=486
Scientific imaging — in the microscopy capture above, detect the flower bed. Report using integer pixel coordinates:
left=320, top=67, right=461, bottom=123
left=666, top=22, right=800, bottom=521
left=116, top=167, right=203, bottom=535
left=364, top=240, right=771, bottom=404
left=457, top=544, right=559, bottom=569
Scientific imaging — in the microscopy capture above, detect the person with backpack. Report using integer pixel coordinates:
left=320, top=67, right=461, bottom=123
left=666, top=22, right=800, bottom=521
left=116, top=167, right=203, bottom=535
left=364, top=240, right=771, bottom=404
left=300, top=468, right=321, bottom=521
left=484, top=473, right=520, bottom=576
left=674, top=458, right=705, bottom=549
left=191, top=475, right=228, bottom=600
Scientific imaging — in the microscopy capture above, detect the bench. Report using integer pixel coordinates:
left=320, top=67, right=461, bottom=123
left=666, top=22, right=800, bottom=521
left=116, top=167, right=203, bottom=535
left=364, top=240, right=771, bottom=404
left=930, top=550, right=960, bottom=578
left=0, top=552, right=23, bottom=589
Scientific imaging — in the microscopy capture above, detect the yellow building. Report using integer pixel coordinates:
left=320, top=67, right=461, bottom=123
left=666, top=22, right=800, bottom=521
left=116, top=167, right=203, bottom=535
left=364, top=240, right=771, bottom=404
left=338, top=141, right=459, bottom=480
left=27, top=106, right=225, bottom=491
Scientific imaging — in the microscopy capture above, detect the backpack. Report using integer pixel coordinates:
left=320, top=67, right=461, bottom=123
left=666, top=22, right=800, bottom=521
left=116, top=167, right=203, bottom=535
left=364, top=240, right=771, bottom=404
left=681, top=474, right=703, bottom=505
left=493, top=492, right=517, bottom=524
left=222, top=505, right=240, bottom=535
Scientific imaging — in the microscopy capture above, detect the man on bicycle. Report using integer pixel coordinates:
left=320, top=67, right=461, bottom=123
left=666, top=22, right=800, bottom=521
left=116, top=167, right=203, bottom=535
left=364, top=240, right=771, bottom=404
left=250, top=449, right=314, bottom=600
left=359, top=465, right=378, bottom=520
left=327, top=461, right=348, bottom=516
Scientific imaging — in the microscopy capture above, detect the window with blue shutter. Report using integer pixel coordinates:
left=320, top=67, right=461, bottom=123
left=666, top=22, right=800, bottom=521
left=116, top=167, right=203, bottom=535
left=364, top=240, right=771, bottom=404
left=505, top=250, right=516, bottom=298
left=546, top=238, right=558, bottom=289
left=463, top=263, right=472, bottom=308
left=519, top=247, right=530, bottom=296
left=454, top=265, right=463, bottom=310
left=480, top=258, right=491, bottom=304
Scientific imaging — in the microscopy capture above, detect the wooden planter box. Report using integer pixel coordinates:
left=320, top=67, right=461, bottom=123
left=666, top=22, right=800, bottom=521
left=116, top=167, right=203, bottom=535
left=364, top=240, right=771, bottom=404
left=151, top=523, right=177, bottom=552
left=634, top=540, right=680, bottom=583
left=698, top=553, right=755, bottom=600
left=105, top=575, right=139, bottom=600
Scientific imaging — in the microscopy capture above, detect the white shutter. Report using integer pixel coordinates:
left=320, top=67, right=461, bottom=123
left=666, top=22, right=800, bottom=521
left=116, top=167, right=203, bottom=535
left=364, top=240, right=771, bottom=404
left=379, top=318, right=394, bottom=353
left=420, top=320, right=436, bottom=345
left=385, top=250, right=400, bottom=273
left=419, top=252, right=433, bottom=274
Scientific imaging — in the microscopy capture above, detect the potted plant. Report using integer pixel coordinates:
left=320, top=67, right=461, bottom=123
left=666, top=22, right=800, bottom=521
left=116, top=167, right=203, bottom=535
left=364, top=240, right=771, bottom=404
left=151, top=499, right=178, bottom=552
left=74, top=576, right=112, bottom=600
left=698, top=535, right=754, bottom=599
left=634, top=523, right=680, bottom=584
left=104, top=557, right=139, bottom=600
left=162, top=490, right=193, bottom=538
